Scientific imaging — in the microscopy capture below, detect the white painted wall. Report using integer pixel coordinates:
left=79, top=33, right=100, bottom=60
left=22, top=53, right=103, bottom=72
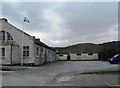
left=58, top=54, right=67, bottom=60
left=70, top=53, right=98, bottom=60
left=0, top=19, right=36, bottom=64
left=35, top=44, right=41, bottom=65
left=0, top=45, right=19, bottom=65
left=47, top=49, right=54, bottom=62
left=0, top=19, right=57, bottom=65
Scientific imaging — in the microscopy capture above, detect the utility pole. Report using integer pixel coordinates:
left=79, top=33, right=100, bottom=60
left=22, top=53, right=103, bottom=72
left=10, top=44, right=13, bottom=66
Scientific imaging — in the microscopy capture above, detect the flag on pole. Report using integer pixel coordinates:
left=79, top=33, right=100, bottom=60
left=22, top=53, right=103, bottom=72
left=24, top=17, right=30, bottom=23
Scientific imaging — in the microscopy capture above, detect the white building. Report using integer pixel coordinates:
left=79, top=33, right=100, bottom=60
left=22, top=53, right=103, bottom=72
left=57, top=54, right=68, bottom=60
left=57, top=53, right=98, bottom=61
left=70, top=53, right=98, bottom=60
left=0, top=18, right=56, bottom=66
left=57, top=50, right=98, bottom=60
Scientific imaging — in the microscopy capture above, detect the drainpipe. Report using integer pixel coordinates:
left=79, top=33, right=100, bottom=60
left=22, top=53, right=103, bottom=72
left=11, top=44, right=12, bottom=66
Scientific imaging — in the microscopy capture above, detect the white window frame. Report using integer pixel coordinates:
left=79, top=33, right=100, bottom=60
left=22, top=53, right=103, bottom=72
left=23, top=46, right=29, bottom=59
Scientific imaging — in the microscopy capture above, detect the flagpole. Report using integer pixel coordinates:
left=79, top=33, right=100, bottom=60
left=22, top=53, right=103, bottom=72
left=21, top=18, right=25, bottom=66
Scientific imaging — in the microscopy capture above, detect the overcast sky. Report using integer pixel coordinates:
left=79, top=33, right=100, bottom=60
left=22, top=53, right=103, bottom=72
left=1, top=0, right=118, bottom=47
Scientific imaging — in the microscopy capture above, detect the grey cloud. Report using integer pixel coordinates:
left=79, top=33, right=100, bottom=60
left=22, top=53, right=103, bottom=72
left=2, top=2, right=118, bottom=47
left=51, top=2, right=118, bottom=45
left=2, top=2, right=52, bottom=32
left=62, top=2, right=117, bottom=33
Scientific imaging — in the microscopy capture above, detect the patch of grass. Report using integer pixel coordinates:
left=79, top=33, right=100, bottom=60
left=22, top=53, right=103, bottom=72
left=80, top=70, right=120, bottom=75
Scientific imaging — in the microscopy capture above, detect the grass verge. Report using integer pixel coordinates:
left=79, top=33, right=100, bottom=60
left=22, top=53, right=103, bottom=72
left=80, top=70, right=120, bottom=75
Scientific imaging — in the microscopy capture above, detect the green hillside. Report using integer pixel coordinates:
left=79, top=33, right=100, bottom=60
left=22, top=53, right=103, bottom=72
left=53, top=41, right=120, bottom=61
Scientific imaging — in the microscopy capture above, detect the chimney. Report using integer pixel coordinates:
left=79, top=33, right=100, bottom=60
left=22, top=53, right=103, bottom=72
left=2, top=18, right=8, bottom=22
left=36, top=38, right=40, bottom=41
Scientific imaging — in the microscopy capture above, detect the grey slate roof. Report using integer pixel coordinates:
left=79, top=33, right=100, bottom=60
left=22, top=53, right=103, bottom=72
left=35, top=39, right=55, bottom=51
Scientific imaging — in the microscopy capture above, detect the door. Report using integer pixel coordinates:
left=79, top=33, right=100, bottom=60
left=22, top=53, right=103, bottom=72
left=67, top=55, right=70, bottom=60
left=45, top=53, right=47, bottom=63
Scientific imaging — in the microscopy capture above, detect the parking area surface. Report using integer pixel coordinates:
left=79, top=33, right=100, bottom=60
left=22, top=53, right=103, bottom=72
left=1, top=61, right=120, bottom=87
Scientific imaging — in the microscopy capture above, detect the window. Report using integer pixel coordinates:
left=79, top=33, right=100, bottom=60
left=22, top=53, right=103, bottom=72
left=0, top=31, right=5, bottom=41
left=45, top=50, right=46, bottom=53
left=1, top=48, right=5, bottom=57
left=76, top=54, right=81, bottom=56
left=59, top=55, right=63, bottom=56
left=42, top=49, right=43, bottom=52
left=2, top=31, right=5, bottom=41
left=88, top=53, right=93, bottom=55
left=36, top=47, right=39, bottom=55
left=23, top=46, right=29, bottom=58
left=7, top=32, right=13, bottom=41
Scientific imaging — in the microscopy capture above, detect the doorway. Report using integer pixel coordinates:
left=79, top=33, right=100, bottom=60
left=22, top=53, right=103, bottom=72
left=67, top=55, right=70, bottom=60
left=45, top=53, right=47, bottom=63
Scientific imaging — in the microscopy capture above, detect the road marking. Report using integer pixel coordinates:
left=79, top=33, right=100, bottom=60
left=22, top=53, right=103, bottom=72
left=104, top=81, right=109, bottom=86
left=104, top=81, right=120, bottom=87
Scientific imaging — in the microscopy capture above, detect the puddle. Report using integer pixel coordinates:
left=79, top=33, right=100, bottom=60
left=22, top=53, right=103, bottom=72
left=0, top=71, right=14, bottom=72
left=57, top=76, right=74, bottom=82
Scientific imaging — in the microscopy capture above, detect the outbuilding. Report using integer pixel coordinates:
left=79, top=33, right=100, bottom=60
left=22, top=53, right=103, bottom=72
left=70, top=52, right=98, bottom=60
left=57, top=53, right=68, bottom=60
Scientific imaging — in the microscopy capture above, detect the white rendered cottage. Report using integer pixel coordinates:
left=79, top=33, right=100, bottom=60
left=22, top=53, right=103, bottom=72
left=0, top=18, right=56, bottom=66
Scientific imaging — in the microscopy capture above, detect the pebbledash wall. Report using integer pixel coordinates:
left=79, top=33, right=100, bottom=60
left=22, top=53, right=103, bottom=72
left=0, top=18, right=57, bottom=66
